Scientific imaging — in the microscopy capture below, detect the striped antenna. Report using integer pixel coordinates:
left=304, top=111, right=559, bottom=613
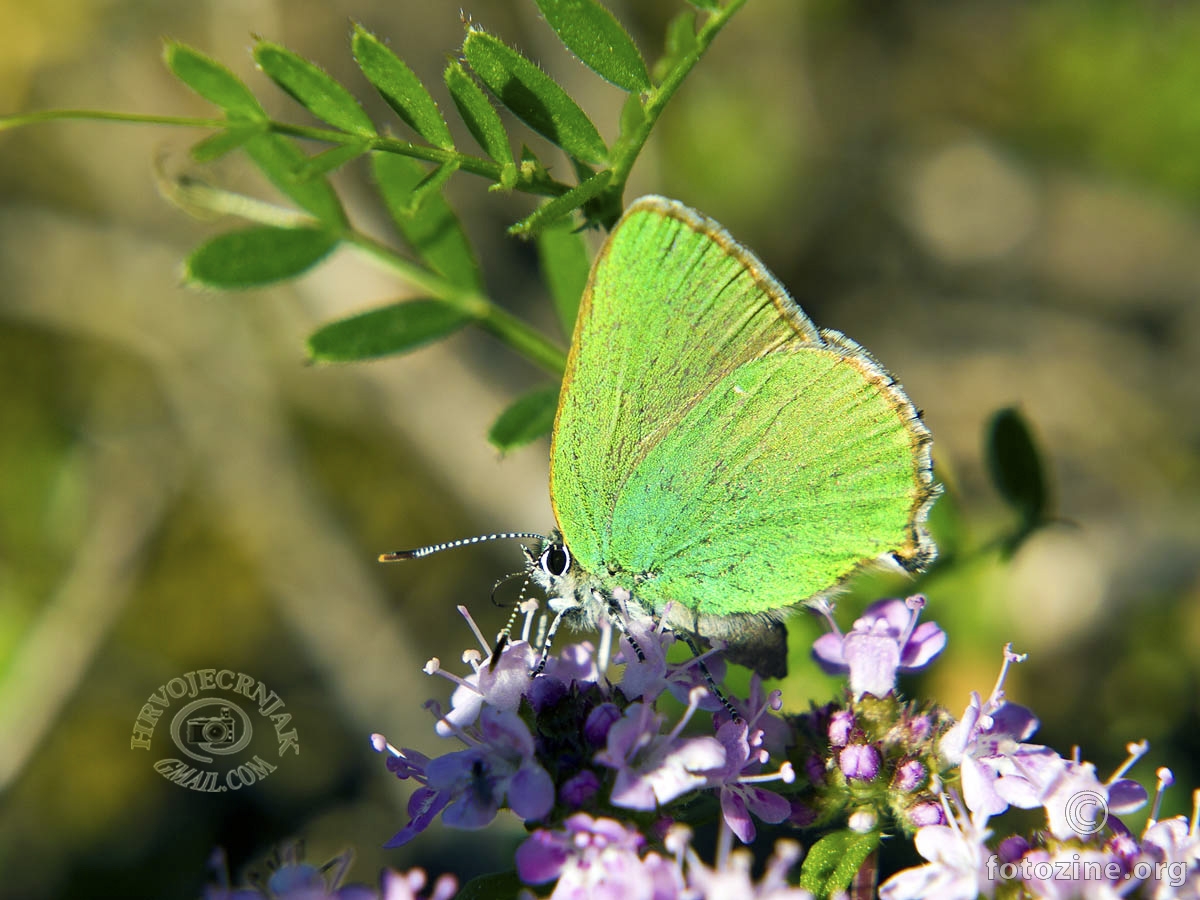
left=378, top=531, right=547, bottom=562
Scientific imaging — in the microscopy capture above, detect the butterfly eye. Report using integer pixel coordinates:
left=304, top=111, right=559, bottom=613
left=539, top=544, right=571, bottom=577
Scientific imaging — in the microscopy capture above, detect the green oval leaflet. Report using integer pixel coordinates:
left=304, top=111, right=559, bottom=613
left=534, top=197, right=940, bottom=679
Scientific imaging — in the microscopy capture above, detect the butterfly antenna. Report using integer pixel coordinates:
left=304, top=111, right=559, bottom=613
left=379, top=532, right=547, bottom=562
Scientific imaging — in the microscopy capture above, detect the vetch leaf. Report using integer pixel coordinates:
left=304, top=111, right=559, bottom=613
left=444, top=60, right=515, bottom=175
left=488, top=384, right=560, bottom=452
left=986, top=407, right=1050, bottom=548
left=519, top=144, right=552, bottom=183
left=189, top=124, right=265, bottom=162
left=654, top=10, right=698, bottom=81
left=185, top=226, right=338, bottom=289
left=306, top=299, right=474, bottom=362
left=536, top=217, right=590, bottom=336
left=352, top=25, right=453, bottom=149
left=509, top=169, right=612, bottom=237
left=165, top=41, right=265, bottom=121
left=372, top=154, right=481, bottom=291
left=799, top=830, right=879, bottom=899
left=534, top=0, right=652, bottom=93
left=406, top=160, right=459, bottom=216
left=244, top=133, right=347, bottom=228
left=463, top=29, right=608, bottom=165
left=254, top=41, right=376, bottom=137
left=617, top=92, right=645, bottom=141
left=292, top=142, right=369, bottom=181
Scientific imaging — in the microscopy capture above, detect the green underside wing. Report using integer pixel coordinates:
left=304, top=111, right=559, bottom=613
left=548, top=197, right=939, bottom=675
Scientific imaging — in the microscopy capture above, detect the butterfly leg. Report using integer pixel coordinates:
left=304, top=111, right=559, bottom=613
left=678, top=632, right=742, bottom=724
left=531, top=597, right=575, bottom=676
left=606, top=613, right=646, bottom=663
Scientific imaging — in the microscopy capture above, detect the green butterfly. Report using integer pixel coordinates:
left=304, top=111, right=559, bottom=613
left=393, top=197, right=939, bottom=679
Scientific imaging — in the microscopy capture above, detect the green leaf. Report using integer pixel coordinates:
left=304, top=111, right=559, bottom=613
left=687, top=0, right=720, bottom=10
left=534, top=0, right=652, bottom=93
left=444, top=59, right=515, bottom=174
left=372, top=154, right=482, bottom=291
left=617, top=92, right=646, bottom=141
left=799, top=830, right=879, bottom=899
left=488, top=384, right=560, bottom=452
left=352, top=24, right=453, bottom=149
left=508, top=169, right=612, bottom=237
left=164, top=41, right=265, bottom=121
left=293, top=142, right=369, bottom=181
left=244, top=133, right=347, bottom=228
left=451, top=870, right=523, bottom=900
left=190, top=124, right=265, bottom=162
left=463, top=29, right=609, bottom=165
left=536, top=217, right=590, bottom=336
left=407, top=160, right=460, bottom=215
left=254, top=41, right=376, bottom=137
left=654, top=10, right=698, bottom=81
left=986, top=407, right=1050, bottom=547
left=306, top=299, right=474, bottom=362
left=185, top=226, right=338, bottom=289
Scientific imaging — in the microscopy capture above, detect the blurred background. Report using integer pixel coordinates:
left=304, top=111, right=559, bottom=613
left=1, top=0, right=1198, bottom=896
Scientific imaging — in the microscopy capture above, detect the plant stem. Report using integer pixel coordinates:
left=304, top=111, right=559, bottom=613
left=608, top=0, right=748, bottom=191
left=152, top=163, right=568, bottom=375
left=0, top=109, right=230, bottom=131
left=0, top=109, right=575, bottom=196
left=345, top=232, right=568, bottom=376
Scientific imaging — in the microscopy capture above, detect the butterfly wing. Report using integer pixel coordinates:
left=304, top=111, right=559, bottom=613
left=550, top=197, right=823, bottom=577
left=551, top=196, right=937, bottom=639
left=609, top=338, right=937, bottom=616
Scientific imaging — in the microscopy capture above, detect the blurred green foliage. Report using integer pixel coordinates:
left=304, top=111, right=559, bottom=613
left=1, top=0, right=1199, bottom=896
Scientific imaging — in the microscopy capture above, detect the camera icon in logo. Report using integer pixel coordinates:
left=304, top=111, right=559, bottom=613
left=170, top=698, right=252, bottom=762
left=185, top=707, right=237, bottom=748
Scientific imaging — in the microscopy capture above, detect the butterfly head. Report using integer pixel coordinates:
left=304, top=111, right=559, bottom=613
left=523, top=531, right=574, bottom=594
left=524, top=531, right=614, bottom=624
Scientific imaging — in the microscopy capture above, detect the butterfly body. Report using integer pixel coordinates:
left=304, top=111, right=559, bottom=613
left=530, top=196, right=940, bottom=679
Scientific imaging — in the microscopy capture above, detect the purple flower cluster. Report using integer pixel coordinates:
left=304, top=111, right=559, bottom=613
left=203, top=844, right=457, bottom=900
left=812, top=595, right=946, bottom=700
left=516, top=814, right=814, bottom=900
left=372, top=605, right=795, bottom=854
left=515, top=813, right=675, bottom=899
left=347, top=594, right=1200, bottom=899
left=880, top=772, right=1200, bottom=900
left=787, top=597, right=950, bottom=834
left=880, top=646, right=1200, bottom=899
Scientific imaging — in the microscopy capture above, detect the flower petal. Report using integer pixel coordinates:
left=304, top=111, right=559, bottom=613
left=899, top=621, right=947, bottom=669
left=515, top=830, right=568, bottom=884
left=384, top=787, right=450, bottom=847
left=509, top=761, right=555, bottom=821
left=844, top=631, right=902, bottom=698
left=743, top=786, right=791, bottom=824
left=720, top=789, right=755, bottom=843
left=811, top=632, right=848, bottom=670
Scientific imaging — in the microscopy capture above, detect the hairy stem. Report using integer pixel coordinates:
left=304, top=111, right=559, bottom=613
left=0, top=109, right=575, bottom=196
left=345, top=232, right=568, bottom=376
left=608, top=0, right=748, bottom=191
